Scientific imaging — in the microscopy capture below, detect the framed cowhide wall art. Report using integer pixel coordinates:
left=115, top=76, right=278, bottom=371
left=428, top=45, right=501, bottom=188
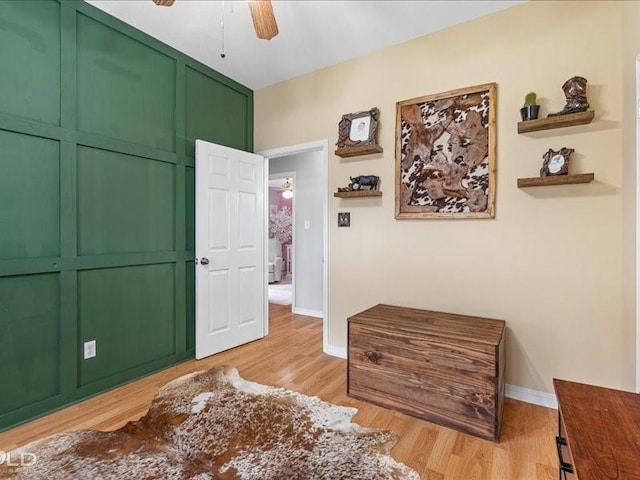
left=395, top=83, right=496, bottom=219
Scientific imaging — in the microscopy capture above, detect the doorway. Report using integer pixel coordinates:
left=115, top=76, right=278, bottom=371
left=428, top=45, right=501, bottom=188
left=259, top=140, right=329, bottom=352
left=267, top=174, right=295, bottom=307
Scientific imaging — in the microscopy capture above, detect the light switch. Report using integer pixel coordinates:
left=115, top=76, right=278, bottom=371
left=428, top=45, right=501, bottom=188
left=304, top=220, right=310, bottom=230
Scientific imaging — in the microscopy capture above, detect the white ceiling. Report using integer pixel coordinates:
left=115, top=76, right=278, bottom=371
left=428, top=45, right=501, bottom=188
left=269, top=177, right=290, bottom=189
left=86, top=0, right=522, bottom=90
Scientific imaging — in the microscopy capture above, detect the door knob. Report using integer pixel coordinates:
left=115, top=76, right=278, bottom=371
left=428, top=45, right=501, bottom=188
left=200, top=257, right=210, bottom=265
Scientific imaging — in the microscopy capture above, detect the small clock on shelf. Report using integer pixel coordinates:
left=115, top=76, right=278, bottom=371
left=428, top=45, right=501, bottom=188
left=540, top=147, right=574, bottom=176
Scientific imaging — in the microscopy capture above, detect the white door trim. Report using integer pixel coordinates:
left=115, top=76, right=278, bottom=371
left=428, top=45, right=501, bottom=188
left=263, top=158, right=269, bottom=337
left=635, top=54, right=640, bottom=392
left=258, top=140, right=330, bottom=355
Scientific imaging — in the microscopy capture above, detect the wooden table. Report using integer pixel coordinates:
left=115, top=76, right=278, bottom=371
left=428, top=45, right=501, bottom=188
left=554, top=379, right=640, bottom=479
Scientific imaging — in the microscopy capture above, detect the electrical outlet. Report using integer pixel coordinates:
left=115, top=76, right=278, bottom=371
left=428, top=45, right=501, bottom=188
left=84, top=340, right=96, bottom=359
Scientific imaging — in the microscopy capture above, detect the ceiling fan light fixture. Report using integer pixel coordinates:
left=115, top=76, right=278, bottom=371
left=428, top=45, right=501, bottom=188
left=152, top=0, right=175, bottom=6
left=248, top=0, right=279, bottom=40
left=281, top=178, right=293, bottom=199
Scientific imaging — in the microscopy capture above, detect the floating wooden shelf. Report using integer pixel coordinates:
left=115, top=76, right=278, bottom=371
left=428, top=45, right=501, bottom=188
left=517, top=173, right=595, bottom=188
left=335, top=144, right=383, bottom=158
left=333, top=190, right=383, bottom=198
left=517, top=110, right=595, bottom=134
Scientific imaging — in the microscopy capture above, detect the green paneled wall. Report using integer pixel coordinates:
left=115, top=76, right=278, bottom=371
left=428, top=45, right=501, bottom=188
left=185, top=166, right=195, bottom=250
left=185, top=167, right=196, bottom=351
left=0, top=0, right=252, bottom=431
left=185, top=67, right=250, bottom=159
left=76, top=13, right=176, bottom=152
left=0, top=274, right=60, bottom=414
left=78, top=264, right=175, bottom=386
left=0, top=131, right=60, bottom=260
left=0, top=1, right=60, bottom=125
left=77, top=146, right=175, bottom=255
left=185, top=261, right=196, bottom=351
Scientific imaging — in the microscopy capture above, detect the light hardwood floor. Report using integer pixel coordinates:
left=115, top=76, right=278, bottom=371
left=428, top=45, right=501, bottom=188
left=0, top=304, right=559, bottom=479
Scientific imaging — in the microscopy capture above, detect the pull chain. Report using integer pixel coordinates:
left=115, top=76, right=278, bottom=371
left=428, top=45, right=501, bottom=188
left=220, top=1, right=226, bottom=58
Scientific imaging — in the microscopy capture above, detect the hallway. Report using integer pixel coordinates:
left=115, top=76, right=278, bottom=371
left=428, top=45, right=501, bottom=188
left=268, top=275, right=292, bottom=305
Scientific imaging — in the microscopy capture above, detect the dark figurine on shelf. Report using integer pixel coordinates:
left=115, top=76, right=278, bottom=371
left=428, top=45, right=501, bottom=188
left=349, top=175, right=379, bottom=190
left=548, top=76, right=590, bottom=117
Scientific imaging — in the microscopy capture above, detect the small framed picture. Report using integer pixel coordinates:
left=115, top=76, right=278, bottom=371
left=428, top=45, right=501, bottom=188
left=336, top=108, right=380, bottom=150
left=349, top=116, right=371, bottom=142
left=540, top=147, right=574, bottom=176
left=269, top=204, right=277, bottom=218
left=338, top=212, right=350, bottom=227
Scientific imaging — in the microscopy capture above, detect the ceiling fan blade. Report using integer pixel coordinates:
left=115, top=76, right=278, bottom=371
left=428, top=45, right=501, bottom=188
left=152, top=0, right=175, bottom=6
left=248, top=0, right=279, bottom=40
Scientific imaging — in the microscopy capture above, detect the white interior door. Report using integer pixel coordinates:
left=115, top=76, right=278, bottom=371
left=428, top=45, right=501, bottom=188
left=195, top=140, right=266, bottom=359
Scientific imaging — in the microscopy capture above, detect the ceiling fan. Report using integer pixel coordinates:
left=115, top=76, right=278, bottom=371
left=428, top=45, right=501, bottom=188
left=152, top=0, right=279, bottom=40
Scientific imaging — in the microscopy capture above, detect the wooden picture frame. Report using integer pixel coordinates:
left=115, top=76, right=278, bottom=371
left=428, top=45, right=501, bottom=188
left=395, top=83, right=496, bottom=219
left=540, top=147, right=573, bottom=176
left=335, top=107, right=383, bottom=157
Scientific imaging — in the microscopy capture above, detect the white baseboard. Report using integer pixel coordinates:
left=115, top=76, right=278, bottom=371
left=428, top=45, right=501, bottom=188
left=324, top=344, right=347, bottom=358
left=292, top=307, right=323, bottom=318
left=506, top=384, right=557, bottom=409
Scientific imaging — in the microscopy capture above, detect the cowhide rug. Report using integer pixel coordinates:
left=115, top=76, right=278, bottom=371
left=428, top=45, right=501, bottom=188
left=1, top=365, right=419, bottom=480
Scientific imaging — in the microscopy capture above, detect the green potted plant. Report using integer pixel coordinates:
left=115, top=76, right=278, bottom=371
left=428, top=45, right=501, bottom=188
left=520, top=92, right=540, bottom=121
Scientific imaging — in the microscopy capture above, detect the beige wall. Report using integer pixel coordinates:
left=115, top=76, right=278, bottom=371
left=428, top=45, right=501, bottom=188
left=255, top=1, right=635, bottom=394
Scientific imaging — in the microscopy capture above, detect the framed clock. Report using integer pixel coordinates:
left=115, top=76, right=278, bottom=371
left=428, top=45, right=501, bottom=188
left=540, top=147, right=574, bottom=176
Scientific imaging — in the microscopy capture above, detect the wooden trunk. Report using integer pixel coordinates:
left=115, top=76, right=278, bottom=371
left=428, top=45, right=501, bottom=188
left=347, top=304, right=505, bottom=441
